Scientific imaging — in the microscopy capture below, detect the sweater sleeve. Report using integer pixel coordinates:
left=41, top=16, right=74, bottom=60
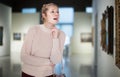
left=50, top=31, right=66, bottom=64
left=21, top=27, right=51, bottom=66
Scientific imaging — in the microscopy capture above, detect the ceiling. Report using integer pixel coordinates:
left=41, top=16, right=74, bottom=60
left=0, top=0, right=92, bottom=12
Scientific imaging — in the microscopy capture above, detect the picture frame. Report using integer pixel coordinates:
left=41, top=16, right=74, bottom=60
left=100, top=6, right=114, bottom=55
left=13, top=33, right=21, bottom=40
left=107, top=6, right=114, bottom=55
left=81, top=33, right=92, bottom=42
left=92, top=26, right=95, bottom=46
left=101, top=13, right=106, bottom=51
left=115, top=0, right=120, bottom=69
left=0, top=27, right=3, bottom=45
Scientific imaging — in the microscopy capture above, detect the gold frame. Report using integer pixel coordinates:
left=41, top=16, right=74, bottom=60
left=101, top=6, right=114, bottom=54
left=115, top=0, right=120, bottom=69
left=101, top=13, right=106, bottom=51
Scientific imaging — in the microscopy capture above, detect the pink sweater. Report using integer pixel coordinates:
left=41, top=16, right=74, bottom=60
left=21, top=25, right=66, bottom=77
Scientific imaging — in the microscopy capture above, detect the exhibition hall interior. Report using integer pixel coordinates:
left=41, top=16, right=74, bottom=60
left=0, top=0, right=120, bottom=77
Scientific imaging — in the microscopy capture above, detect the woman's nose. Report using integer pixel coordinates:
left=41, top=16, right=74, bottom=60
left=55, top=13, right=59, bottom=16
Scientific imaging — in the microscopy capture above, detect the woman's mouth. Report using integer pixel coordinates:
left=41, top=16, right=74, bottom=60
left=53, top=18, right=58, bottom=20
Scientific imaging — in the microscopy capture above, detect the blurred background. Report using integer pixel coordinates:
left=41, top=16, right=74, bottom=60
left=0, top=0, right=120, bottom=77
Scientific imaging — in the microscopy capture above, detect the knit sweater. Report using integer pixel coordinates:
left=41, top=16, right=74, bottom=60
left=21, top=24, right=66, bottom=77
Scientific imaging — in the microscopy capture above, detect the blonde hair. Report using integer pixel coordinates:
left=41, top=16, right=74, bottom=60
left=41, top=3, right=58, bottom=23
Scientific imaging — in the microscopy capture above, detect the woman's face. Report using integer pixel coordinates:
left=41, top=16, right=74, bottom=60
left=43, top=5, right=59, bottom=25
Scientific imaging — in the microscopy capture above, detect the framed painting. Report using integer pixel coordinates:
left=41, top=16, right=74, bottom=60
left=107, top=6, right=114, bottom=55
left=81, top=33, right=92, bottom=42
left=13, top=33, right=21, bottom=40
left=100, top=6, right=114, bottom=55
left=115, top=0, right=120, bottom=69
left=101, top=13, right=106, bottom=51
left=0, top=27, right=3, bottom=45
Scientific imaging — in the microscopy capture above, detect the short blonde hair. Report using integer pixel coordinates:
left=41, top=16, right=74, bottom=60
left=41, top=3, right=58, bottom=23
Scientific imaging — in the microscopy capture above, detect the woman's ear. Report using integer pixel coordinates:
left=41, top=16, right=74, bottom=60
left=42, top=13, right=46, bottom=19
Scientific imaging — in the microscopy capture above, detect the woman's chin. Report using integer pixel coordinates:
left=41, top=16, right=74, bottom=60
left=53, top=22, right=58, bottom=25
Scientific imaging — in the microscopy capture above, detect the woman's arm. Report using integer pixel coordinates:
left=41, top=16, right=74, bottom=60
left=50, top=31, right=66, bottom=64
left=21, top=27, right=51, bottom=66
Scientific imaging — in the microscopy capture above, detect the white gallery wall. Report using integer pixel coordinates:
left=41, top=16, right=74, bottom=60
left=92, top=0, right=120, bottom=77
left=0, top=4, right=11, bottom=56
left=70, top=12, right=92, bottom=55
left=11, top=13, right=40, bottom=64
left=70, top=12, right=93, bottom=66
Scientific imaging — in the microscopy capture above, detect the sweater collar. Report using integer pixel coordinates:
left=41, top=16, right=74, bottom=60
left=40, top=24, right=51, bottom=32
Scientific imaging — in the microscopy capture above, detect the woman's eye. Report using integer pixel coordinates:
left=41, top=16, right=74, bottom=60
left=51, top=11, right=59, bottom=14
left=51, top=11, right=54, bottom=13
left=57, top=11, right=59, bottom=13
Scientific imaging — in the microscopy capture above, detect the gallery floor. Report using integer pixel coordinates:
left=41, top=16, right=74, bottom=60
left=0, top=52, right=94, bottom=77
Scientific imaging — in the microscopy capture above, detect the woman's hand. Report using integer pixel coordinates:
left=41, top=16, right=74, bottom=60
left=51, top=27, right=59, bottom=39
left=50, top=63, right=55, bottom=67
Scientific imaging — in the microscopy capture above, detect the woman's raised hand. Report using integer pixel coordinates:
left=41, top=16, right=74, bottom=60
left=51, top=27, right=59, bottom=39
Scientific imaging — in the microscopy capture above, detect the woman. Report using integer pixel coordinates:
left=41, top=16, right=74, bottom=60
left=21, top=3, right=66, bottom=77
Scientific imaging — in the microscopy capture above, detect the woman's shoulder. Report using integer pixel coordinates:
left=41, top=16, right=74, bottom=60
left=58, top=29, right=66, bottom=37
left=28, top=25, right=41, bottom=31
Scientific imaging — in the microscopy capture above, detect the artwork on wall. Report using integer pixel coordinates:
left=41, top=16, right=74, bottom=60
left=100, top=5, right=114, bottom=55
left=81, top=33, right=92, bottom=42
left=13, top=33, right=21, bottom=40
left=101, top=13, right=106, bottom=51
left=0, top=27, right=3, bottom=45
left=92, top=26, right=95, bottom=46
left=115, top=0, right=120, bottom=69
left=108, top=6, right=114, bottom=55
